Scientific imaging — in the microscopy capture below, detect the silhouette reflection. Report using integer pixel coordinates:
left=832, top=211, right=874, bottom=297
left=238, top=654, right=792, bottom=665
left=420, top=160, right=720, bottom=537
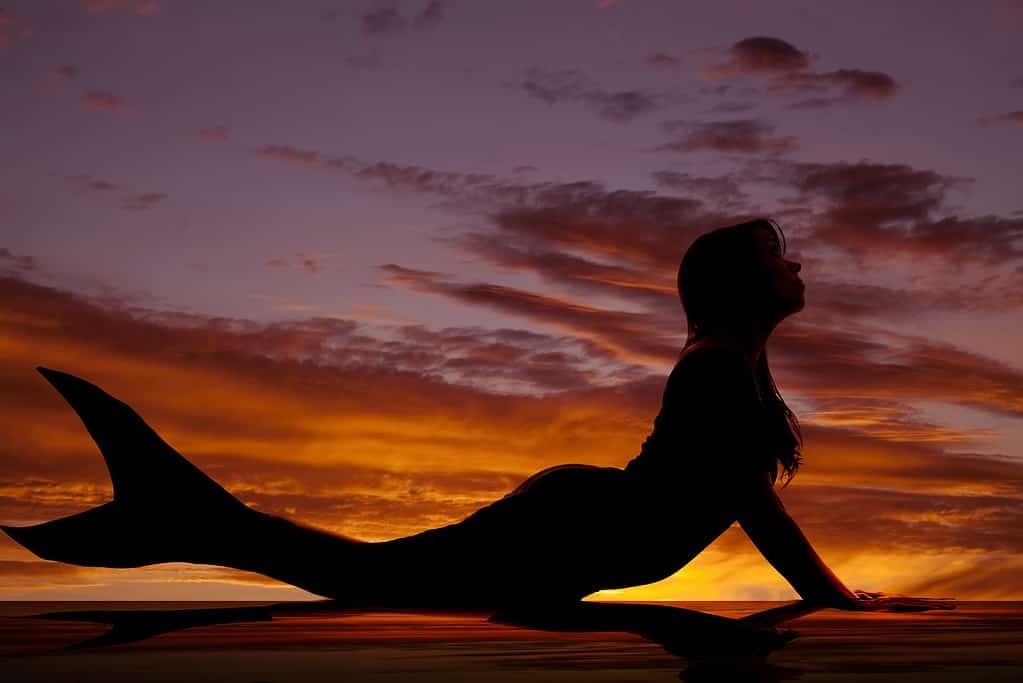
left=25, top=598, right=822, bottom=680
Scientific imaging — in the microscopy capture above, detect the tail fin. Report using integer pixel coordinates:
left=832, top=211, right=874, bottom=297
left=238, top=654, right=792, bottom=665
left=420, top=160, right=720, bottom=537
left=1, top=368, right=250, bottom=567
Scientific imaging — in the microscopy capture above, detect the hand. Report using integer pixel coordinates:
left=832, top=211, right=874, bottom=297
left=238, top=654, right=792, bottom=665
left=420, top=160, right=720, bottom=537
left=839, top=589, right=956, bottom=612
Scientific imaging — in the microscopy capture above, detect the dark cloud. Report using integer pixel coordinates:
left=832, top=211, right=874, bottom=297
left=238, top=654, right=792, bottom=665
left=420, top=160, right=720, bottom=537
left=83, top=91, right=124, bottom=112
left=657, top=119, right=798, bottom=155
left=645, top=52, right=679, bottom=68
left=707, top=36, right=812, bottom=78
left=759, top=159, right=1023, bottom=268
left=520, top=67, right=663, bottom=123
left=705, top=37, right=899, bottom=108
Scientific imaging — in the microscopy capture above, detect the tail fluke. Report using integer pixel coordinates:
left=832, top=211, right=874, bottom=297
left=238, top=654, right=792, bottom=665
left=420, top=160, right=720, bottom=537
left=0, top=502, right=167, bottom=568
left=2, top=368, right=251, bottom=567
left=34, top=367, right=243, bottom=511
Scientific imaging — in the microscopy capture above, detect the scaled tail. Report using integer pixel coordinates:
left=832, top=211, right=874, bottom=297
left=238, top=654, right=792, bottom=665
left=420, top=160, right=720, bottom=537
left=1, top=368, right=251, bottom=568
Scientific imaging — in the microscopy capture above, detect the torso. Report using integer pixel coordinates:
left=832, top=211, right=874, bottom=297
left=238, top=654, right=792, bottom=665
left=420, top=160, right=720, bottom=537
left=624, top=342, right=772, bottom=488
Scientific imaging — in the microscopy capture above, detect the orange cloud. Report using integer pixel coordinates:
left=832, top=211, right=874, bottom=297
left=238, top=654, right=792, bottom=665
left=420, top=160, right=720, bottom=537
left=0, top=270, right=1019, bottom=600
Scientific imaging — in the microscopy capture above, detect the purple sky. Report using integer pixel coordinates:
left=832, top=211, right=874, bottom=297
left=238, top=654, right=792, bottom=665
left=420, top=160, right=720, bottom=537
left=1, top=1, right=1022, bottom=599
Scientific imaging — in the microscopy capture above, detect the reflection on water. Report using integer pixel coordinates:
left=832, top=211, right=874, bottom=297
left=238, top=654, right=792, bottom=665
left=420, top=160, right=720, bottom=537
left=1, top=602, right=1021, bottom=682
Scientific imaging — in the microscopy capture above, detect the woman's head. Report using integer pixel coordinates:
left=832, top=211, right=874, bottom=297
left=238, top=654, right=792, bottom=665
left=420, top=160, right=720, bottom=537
left=677, top=218, right=803, bottom=340
left=678, top=218, right=804, bottom=484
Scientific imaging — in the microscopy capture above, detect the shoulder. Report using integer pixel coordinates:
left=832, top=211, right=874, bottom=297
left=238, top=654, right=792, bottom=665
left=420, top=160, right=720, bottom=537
left=671, top=342, right=750, bottom=383
left=663, top=342, right=759, bottom=409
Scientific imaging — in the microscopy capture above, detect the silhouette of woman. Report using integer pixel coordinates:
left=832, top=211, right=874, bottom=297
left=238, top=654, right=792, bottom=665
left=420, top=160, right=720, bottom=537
left=2, top=219, right=945, bottom=622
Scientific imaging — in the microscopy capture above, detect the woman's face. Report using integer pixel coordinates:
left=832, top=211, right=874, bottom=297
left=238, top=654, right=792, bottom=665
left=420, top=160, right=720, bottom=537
left=753, top=226, right=804, bottom=318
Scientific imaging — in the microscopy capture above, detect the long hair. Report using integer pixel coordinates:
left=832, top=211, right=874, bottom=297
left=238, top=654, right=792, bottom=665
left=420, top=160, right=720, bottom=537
left=677, top=218, right=803, bottom=485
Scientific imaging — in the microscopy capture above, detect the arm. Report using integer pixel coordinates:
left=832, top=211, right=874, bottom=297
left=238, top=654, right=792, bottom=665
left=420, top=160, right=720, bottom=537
left=736, top=471, right=859, bottom=607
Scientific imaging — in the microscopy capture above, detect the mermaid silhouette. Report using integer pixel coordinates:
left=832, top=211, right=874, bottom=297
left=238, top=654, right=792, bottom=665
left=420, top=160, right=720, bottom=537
left=2, top=219, right=951, bottom=640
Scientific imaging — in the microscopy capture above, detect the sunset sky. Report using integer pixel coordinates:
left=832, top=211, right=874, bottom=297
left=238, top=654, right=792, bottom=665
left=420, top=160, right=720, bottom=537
left=1, top=1, right=1022, bottom=601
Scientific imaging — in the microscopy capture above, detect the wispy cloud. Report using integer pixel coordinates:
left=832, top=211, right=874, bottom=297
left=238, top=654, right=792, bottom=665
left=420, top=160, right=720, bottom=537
left=361, top=7, right=406, bottom=35
left=520, top=67, right=666, bottom=123
left=64, top=174, right=168, bottom=212
left=774, top=69, right=900, bottom=108
left=65, top=174, right=119, bottom=192
left=361, top=1, right=450, bottom=36
left=197, top=125, right=230, bottom=142
left=656, top=119, right=798, bottom=155
left=83, top=90, right=124, bottom=112
left=978, top=110, right=1023, bottom=127
left=0, top=248, right=37, bottom=273
left=123, top=191, right=167, bottom=211
left=53, top=65, right=79, bottom=79
left=83, top=0, right=159, bottom=16
left=645, top=52, right=679, bottom=69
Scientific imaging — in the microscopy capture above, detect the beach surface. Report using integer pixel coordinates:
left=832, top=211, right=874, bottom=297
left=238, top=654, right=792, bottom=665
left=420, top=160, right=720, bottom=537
left=1, top=601, right=1021, bottom=682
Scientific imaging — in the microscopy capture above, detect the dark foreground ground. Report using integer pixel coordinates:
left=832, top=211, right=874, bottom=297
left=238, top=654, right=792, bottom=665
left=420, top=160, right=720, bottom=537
left=1, top=601, right=1021, bottom=682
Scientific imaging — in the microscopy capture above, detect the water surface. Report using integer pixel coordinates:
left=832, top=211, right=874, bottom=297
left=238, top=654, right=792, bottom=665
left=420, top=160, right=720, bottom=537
left=1, top=601, right=1020, bottom=682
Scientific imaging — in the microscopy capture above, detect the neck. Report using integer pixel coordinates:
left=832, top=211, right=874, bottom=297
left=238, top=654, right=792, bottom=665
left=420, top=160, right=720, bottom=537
left=695, top=317, right=778, bottom=371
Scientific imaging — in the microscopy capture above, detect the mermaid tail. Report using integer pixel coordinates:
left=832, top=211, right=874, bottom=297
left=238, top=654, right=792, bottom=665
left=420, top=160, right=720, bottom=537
left=1, top=368, right=251, bottom=568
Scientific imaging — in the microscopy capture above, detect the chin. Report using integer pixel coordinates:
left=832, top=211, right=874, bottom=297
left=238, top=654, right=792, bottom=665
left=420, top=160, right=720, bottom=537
left=785, top=296, right=805, bottom=316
